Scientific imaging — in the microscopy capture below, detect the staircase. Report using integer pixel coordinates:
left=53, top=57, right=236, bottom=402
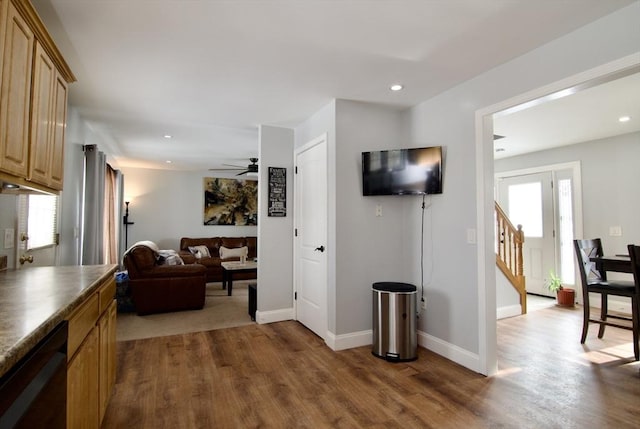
left=495, top=202, right=526, bottom=314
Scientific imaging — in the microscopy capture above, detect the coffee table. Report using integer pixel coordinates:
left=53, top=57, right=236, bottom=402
left=221, top=261, right=258, bottom=296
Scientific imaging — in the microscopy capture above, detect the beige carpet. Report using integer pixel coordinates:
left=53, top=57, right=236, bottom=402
left=116, top=281, right=254, bottom=341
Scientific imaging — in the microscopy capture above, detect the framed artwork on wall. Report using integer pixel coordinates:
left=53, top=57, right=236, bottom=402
left=268, top=167, right=286, bottom=217
left=203, top=177, right=258, bottom=225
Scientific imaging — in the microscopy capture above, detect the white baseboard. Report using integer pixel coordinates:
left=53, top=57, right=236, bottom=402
left=497, top=304, right=522, bottom=320
left=417, top=329, right=480, bottom=373
left=322, top=327, right=480, bottom=373
left=255, top=311, right=480, bottom=373
left=255, top=307, right=294, bottom=324
left=325, top=329, right=372, bottom=351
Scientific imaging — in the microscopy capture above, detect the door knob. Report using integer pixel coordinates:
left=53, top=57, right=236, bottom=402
left=314, top=245, right=325, bottom=252
left=19, top=254, right=34, bottom=265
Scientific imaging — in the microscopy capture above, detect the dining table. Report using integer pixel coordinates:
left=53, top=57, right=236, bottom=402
left=590, top=254, right=632, bottom=274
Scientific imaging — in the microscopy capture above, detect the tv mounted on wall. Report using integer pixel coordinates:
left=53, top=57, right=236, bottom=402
left=362, top=146, right=443, bottom=196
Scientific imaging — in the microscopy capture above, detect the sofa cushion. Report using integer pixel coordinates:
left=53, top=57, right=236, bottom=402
left=220, top=237, right=246, bottom=249
left=180, top=237, right=221, bottom=257
left=245, top=237, right=257, bottom=258
left=188, top=245, right=211, bottom=259
left=192, top=257, right=219, bottom=269
left=220, top=246, right=248, bottom=260
left=178, top=236, right=257, bottom=283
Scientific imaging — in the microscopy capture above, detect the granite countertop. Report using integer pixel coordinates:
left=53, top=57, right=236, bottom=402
left=0, top=264, right=117, bottom=378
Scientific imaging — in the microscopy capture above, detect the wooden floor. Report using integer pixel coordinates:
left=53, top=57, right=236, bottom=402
left=102, top=305, right=640, bottom=428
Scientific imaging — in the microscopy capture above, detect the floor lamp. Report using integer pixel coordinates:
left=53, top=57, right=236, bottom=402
left=123, top=201, right=134, bottom=249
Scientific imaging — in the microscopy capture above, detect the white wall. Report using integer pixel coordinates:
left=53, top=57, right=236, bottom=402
left=495, top=132, right=640, bottom=312
left=403, top=2, right=639, bottom=371
left=494, top=133, right=640, bottom=315
left=334, top=100, right=408, bottom=335
left=496, top=270, right=521, bottom=319
left=257, top=125, right=294, bottom=317
left=495, top=132, right=640, bottom=254
left=121, top=167, right=257, bottom=250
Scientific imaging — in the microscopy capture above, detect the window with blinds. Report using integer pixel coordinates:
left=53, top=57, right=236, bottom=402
left=18, top=194, right=58, bottom=250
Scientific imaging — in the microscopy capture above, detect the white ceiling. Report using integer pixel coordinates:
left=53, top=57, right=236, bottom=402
left=32, top=0, right=637, bottom=171
left=493, top=71, right=640, bottom=159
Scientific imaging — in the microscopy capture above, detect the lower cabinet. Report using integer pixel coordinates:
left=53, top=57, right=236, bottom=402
left=99, top=299, right=117, bottom=422
left=67, top=327, right=99, bottom=428
left=66, top=275, right=117, bottom=428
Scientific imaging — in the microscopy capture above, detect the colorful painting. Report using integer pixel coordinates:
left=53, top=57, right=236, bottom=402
left=203, top=177, right=258, bottom=225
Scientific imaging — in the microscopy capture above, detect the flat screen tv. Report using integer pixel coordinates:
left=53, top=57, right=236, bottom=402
left=362, top=146, right=443, bottom=196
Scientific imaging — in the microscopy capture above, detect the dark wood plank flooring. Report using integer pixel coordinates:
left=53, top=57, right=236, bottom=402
left=102, top=305, right=640, bottom=428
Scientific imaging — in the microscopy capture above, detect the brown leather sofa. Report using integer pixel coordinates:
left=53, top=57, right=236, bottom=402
left=178, top=236, right=257, bottom=283
left=123, top=243, right=207, bottom=315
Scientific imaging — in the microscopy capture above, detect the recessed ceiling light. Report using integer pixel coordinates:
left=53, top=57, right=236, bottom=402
left=165, top=160, right=172, bottom=164
left=618, top=115, right=631, bottom=123
left=390, top=84, right=403, bottom=91
left=164, top=134, right=172, bottom=139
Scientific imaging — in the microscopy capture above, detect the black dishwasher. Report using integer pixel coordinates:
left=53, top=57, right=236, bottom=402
left=0, top=321, right=68, bottom=429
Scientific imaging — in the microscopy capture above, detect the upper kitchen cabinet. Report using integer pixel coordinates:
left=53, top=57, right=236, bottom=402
left=0, top=0, right=75, bottom=193
left=0, top=0, right=34, bottom=179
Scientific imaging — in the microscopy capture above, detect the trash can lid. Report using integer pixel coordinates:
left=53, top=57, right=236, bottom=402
left=372, top=282, right=416, bottom=293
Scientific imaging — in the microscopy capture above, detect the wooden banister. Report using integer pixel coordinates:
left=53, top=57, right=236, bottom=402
left=495, top=201, right=527, bottom=314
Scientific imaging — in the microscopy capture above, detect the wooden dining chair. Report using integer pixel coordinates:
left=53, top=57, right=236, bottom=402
left=573, top=239, right=638, bottom=360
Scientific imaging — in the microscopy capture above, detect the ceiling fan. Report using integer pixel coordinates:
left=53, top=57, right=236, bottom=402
left=209, top=157, right=259, bottom=176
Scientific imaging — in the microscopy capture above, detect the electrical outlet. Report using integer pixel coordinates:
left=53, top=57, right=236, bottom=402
left=609, top=226, right=622, bottom=237
left=375, top=204, right=383, bottom=217
left=421, top=299, right=427, bottom=310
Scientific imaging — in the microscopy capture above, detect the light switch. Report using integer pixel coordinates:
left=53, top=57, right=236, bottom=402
left=467, top=228, right=477, bottom=244
left=4, top=228, right=14, bottom=249
left=609, top=226, right=622, bottom=237
left=375, top=205, right=383, bottom=217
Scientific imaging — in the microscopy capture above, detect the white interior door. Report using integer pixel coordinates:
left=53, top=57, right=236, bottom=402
left=294, top=134, right=328, bottom=340
left=497, top=172, right=555, bottom=297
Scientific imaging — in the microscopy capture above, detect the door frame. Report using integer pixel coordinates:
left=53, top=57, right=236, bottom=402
left=475, top=54, right=640, bottom=376
left=495, top=162, right=584, bottom=298
left=293, top=133, right=328, bottom=341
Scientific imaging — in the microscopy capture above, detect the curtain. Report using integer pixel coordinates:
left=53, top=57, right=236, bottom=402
left=81, top=144, right=105, bottom=265
left=103, top=165, right=118, bottom=264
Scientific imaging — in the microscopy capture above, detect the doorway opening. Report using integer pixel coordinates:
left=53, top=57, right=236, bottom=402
left=476, top=55, right=640, bottom=376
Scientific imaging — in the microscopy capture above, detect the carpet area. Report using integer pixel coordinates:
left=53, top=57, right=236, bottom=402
left=116, top=281, right=254, bottom=341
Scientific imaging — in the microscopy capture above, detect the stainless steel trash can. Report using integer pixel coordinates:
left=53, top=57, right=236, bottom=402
left=372, top=282, right=417, bottom=361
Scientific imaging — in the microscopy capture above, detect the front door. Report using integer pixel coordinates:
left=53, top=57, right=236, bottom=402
left=497, top=172, right=555, bottom=297
left=294, top=134, right=328, bottom=340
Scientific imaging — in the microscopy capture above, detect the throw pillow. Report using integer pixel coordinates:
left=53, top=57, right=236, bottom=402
left=157, top=250, right=185, bottom=266
left=219, top=246, right=248, bottom=260
left=188, top=245, right=211, bottom=259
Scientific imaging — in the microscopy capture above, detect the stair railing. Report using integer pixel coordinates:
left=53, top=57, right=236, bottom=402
left=495, top=201, right=526, bottom=314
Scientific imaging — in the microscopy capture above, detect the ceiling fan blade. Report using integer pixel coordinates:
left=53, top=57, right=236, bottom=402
left=235, top=170, right=249, bottom=176
left=222, top=163, right=245, bottom=168
left=208, top=168, right=244, bottom=171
